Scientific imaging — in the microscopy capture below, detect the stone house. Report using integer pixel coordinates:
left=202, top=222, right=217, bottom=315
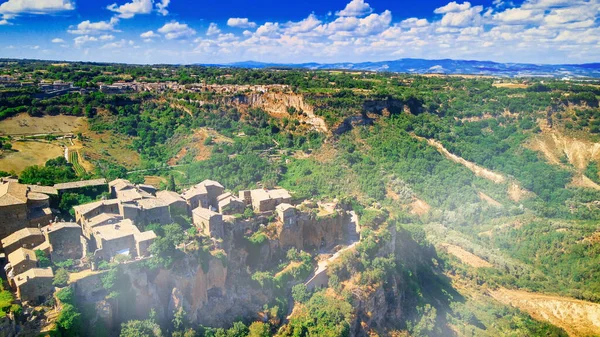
left=182, top=180, right=224, bottom=210
left=42, top=222, right=83, bottom=262
left=91, top=219, right=156, bottom=260
left=276, top=203, right=297, bottom=227
left=0, top=181, right=54, bottom=241
left=14, top=268, right=54, bottom=304
left=1, top=227, right=45, bottom=255
left=7, top=247, right=38, bottom=276
left=192, top=207, right=224, bottom=238
left=156, top=190, right=188, bottom=218
left=73, top=199, right=120, bottom=227
left=217, top=193, right=245, bottom=215
left=243, top=188, right=292, bottom=212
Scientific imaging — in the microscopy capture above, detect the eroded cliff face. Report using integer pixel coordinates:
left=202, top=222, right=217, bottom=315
left=222, top=92, right=328, bottom=132
left=276, top=211, right=346, bottom=251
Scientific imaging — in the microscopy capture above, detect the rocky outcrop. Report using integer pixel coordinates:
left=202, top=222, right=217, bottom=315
left=276, top=210, right=346, bottom=250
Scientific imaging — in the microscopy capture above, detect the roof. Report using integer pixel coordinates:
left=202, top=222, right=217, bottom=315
left=27, top=185, right=58, bottom=195
left=42, top=222, right=80, bottom=233
left=14, top=268, right=54, bottom=287
left=135, top=231, right=157, bottom=242
left=276, top=203, right=295, bottom=212
left=216, top=192, right=233, bottom=202
left=192, top=206, right=220, bottom=219
left=8, top=247, right=37, bottom=266
left=54, top=179, right=107, bottom=191
left=87, top=213, right=122, bottom=228
left=108, top=178, right=132, bottom=190
left=33, top=241, right=51, bottom=252
left=250, top=189, right=271, bottom=202
left=116, top=188, right=152, bottom=202
left=200, top=179, right=224, bottom=189
left=0, top=181, right=28, bottom=206
left=73, top=199, right=119, bottom=216
left=269, top=189, right=292, bottom=200
left=94, top=219, right=139, bottom=241
left=181, top=184, right=208, bottom=200
left=136, top=197, right=168, bottom=210
left=1, top=228, right=43, bottom=247
left=156, top=190, right=185, bottom=205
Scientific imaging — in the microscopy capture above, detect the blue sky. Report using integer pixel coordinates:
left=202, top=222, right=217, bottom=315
left=0, top=0, right=597, bottom=65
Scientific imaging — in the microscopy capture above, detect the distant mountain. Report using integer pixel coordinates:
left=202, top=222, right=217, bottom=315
left=198, top=58, right=600, bottom=78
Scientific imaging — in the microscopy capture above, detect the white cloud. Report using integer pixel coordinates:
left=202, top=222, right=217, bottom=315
left=156, top=0, right=170, bottom=16
left=158, top=21, right=196, bottom=40
left=101, top=39, right=128, bottom=49
left=493, top=8, right=544, bottom=24
left=68, top=17, right=119, bottom=35
left=0, top=0, right=75, bottom=22
left=107, top=0, right=152, bottom=19
left=284, top=14, right=321, bottom=34
left=140, top=30, right=159, bottom=38
left=227, top=18, right=256, bottom=28
left=439, top=5, right=483, bottom=27
left=434, top=1, right=472, bottom=14
left=336, top=0, right=373, bottom=17
left=51, top=38, right=65, bottom=43
left=206, top=23, right=221, bottom=36
left=255, top=22, right=280, bottom=37
left=100, top=34, right=115, bottom=41
left=74, top=35, right=98, bottom=47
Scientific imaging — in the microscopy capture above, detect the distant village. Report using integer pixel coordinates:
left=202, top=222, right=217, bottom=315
left=0, top=74, right=290, bottom=98
left=0, top=176, right=317, bottom=305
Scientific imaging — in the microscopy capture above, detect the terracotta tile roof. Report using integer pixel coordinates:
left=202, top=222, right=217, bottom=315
left=1, top=228, right=43, bottom=248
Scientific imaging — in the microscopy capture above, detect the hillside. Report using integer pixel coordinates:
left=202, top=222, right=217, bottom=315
left=1, top=60, right=600, bottom=336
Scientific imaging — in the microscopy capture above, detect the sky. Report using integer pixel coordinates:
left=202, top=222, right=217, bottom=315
left=0, top=0, right=598, bottom=65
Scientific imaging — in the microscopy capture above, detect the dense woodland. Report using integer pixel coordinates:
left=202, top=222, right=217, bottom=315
left=1, top=59, right=600, bottom=336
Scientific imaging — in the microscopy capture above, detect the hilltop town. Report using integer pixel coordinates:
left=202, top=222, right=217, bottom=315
left=0, top=173, right=359, bottom=335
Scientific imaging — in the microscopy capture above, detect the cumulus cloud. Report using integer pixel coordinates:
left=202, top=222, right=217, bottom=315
left=156, top=0, right=170, bottom=16
left=206, top=23, right=221, bottom=36
left=100, top=34, right=115, bottom=41
left=336, top=0, right=373, bottom=17
left=68, top=17, right=119, bottom=35
left=0, top=0, right=74, bottom=22
left=439, top=4, right=483, bottom=27
left=107, top=0, right=152, bottom=19
left=493, top=8, right=544, bottom=24
left=227, top=18, right=256, bottom=28
left=284, top=14, right=322, bottom=34
left=434, top=1, right=472, bottom=14
left=158, top=21, right=196, bottom=39
left=255, top=22, right=280, bottom=37
left=74, top=35, right=98, bottom=47
left=141, top=30, right=159, bottom=38
left=51, top=38, right=65, bottom=43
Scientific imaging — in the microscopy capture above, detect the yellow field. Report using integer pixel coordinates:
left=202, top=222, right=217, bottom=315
left=0, top=113, right=85, bottom=135
left=0, top=141, right=65, bottom=173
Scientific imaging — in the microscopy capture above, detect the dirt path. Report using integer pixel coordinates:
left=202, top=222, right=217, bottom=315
left=490, top=288, right=600, bottom=336
left=478, top=191, right=503, bottom=207
left=440, top=243, right=493, bottom=268
left=420, top=136, right=506, bottom=184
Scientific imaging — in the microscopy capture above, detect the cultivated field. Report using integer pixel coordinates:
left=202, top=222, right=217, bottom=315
left=0, top=113, right=85, bottom=135
left=0, top=141, right=64, bottom=173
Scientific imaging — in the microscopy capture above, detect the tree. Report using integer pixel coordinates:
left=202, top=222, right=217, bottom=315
left=248, top=322, right=271, bottom=337
left=53, top=268, right=70, bottom=287
left=35, top=249, right=51, bottom=268
left=120, top=319, right=163, bottom=337
left=56, top=304, right=82, bottom=337
left=292, top=284, right=311, bottom=303
left=226, top=321, right=248, bottom=337
left=168, top=174, right=176, bottom=191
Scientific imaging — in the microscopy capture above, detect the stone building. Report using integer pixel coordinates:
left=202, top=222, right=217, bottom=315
left=0, top=181, right=54, bottom=241
left=156, top=190, right=188, bottom=217
left=91, top=219, right=156, bottom=260
left=1, top=228, right=45, bottom=255
left=192, top=207, right=224, bottom=238
left=42, top=222, right=83, bottom=262
left=73, top=199, right=120, bottom=227
left=241, top=188, right=292, bottom=212
left=54, top=178, right=108, bottom=195
left=182, top=180, right=224, bottom=210
left=14, top=268, right=54, bottom=303
left=7, top=247, right=38, bottom=276
left=217, top=193, right=245, bottom=215
left=109, top=179, right=153, bottom=201
left=276, top=203, right=297, bottom=227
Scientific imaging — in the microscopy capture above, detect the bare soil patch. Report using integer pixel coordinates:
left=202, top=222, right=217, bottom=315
left=0, top=113, right=84, bottom=135
left=409, top=198, right=431, bottom=215
left=508, top=182, right=533, bottom=202
left=440, top=243, right=493, bottom=268
left=478, top=191, right=503, bottom=207
left=144, top=175, right=166, bottom=188
left=529, top=129, right=600, bottom=171
left=492, top=82, right=529, bottom=89
left=0, top=141, right=64, bottom=173
left=570, top=175, right=600, bottom=190
left=490, top=288, right=600, bottom=336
